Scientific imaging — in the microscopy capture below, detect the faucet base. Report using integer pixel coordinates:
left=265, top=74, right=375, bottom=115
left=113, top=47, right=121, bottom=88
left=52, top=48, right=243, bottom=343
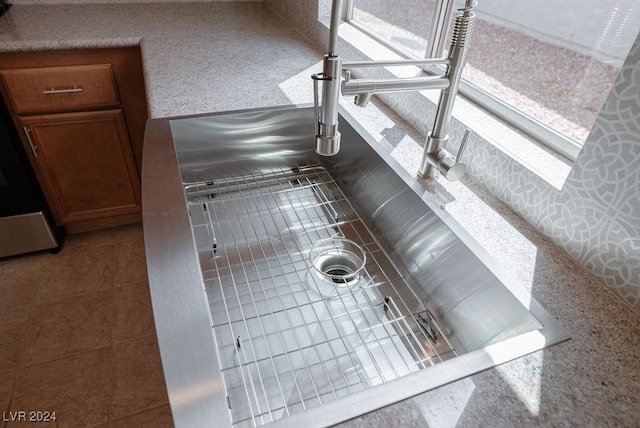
left=418, top=133, right=446, bottom=178
left=418, top=133, right=468, bottom=182
left=418, top=164, right=440, bottom=179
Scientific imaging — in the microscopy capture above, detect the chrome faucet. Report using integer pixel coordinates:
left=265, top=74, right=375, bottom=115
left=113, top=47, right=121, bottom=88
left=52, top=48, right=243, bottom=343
left=312, top=0, right=477, bottom=181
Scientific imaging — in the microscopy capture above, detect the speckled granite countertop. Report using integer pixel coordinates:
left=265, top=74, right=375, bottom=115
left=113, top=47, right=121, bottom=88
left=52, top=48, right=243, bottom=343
left=1, top=3, right=638, bottom=427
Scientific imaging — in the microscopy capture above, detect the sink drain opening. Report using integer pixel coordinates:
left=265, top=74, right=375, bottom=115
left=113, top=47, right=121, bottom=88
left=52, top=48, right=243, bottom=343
left=309, top=238, right=366, bottom=287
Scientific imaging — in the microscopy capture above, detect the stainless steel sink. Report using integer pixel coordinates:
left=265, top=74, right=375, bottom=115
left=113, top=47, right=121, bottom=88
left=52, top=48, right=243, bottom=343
left=142, top=105, right=569, bottom=428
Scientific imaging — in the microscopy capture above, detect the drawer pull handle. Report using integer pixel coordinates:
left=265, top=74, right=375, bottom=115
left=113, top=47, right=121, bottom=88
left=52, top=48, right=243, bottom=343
left=43, top=86, right=83, bottom=95
left=24, top=126, right=38, bottom=158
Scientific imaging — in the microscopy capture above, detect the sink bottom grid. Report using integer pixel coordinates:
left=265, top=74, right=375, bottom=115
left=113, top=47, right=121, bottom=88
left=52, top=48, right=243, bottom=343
left=185, top=166, right=456, bottom=427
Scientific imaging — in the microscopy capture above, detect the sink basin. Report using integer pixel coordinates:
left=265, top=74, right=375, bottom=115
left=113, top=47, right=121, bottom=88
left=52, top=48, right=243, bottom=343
left=142, top=105, right=569, bottom=428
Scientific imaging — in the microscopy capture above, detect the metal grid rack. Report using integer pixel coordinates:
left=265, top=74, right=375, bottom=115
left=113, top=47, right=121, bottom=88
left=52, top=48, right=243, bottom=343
left=185, top=166, right=456, bottom=427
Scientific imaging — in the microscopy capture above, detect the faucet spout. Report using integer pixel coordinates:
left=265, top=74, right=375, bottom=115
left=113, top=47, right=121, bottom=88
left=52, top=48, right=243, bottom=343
left=312, top=0, right=477, bottom=177
left=313, top=0, right=343, bottom=156
left=353, top=92, right=372, bottom=108
left=313, top=55, right=342, bottom=156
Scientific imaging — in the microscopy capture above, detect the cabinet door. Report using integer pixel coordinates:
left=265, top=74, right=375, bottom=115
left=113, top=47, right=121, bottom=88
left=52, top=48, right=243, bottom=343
left=20, top=109, right=141, bottom=225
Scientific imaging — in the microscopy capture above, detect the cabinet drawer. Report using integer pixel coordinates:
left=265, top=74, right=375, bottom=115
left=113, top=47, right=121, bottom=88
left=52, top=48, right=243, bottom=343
left=0, top=64, right=119, bottom=113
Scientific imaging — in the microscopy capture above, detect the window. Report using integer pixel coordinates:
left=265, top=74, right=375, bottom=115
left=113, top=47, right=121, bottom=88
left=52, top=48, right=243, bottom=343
left=346, top=0, right=640, bottom=161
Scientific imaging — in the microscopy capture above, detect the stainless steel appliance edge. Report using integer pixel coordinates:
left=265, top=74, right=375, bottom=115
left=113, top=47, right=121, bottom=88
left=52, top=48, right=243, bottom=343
left=142, top=118, right=232, bottom=428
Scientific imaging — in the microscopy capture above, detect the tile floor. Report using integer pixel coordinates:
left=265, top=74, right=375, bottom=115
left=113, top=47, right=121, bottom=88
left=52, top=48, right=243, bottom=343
left=0, top=223, right=174, bottom=427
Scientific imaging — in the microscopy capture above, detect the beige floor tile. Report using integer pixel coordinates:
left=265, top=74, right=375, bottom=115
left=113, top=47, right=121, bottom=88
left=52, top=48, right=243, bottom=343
left=2, top=220, right=171, bottom=426
left=0, top=252, right=46, bottom=274
left=113, top=280, right=156, bottom=344
left=0, top=371, right=15, bottom=413
left=0, top=308, right=30, bottom=374
left=110, top=335, right=169, bottom=420
left=22, top=290, right=112, bottom=368
left=37, top=244, right=115, bottom=303
left=114, top=238, right=148, bottom=286
left=110, top=404, right=174, bottom=427
left=114, top=222, right=144, bottom=243
left=0, top=267, right=40, bottom=309
left=11, top=348, right=110, bottom=428
left=63, top=228, right=116, bottom=251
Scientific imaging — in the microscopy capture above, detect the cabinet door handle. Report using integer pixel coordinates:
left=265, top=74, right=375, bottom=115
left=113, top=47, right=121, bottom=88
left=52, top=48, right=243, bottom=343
left=23, top=126, right=38, bottom=157
left=43, top=86, right=83, bottom=94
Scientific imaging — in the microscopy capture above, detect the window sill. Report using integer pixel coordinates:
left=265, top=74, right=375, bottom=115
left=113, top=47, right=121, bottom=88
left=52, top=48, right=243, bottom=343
left=335, top=22, right=573, bottom=190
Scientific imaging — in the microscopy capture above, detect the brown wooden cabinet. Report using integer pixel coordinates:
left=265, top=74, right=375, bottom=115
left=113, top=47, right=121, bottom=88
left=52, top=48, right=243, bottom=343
left=0, top=48, right=148, bottom=232
left=20, top=109, right=141, bottom=226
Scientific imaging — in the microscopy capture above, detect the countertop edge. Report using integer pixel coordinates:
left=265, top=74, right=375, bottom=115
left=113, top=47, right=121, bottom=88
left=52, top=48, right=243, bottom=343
left=0, top=37, right=143, bottom=53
